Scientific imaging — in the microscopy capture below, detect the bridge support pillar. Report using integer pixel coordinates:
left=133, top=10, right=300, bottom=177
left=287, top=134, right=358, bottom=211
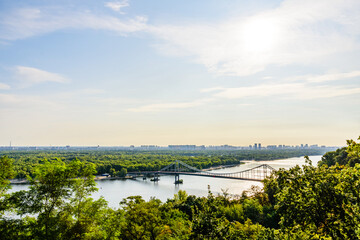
left=174, top=173, right=183, bottom=184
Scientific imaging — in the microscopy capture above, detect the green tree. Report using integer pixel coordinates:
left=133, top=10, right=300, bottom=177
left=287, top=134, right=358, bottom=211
left=118, top=168, right=127, bottom=177
left=320, top=136, right=360, bottom=167
left=11, top=159, right=103, bottom=239
left=265, top=159, right=360, bottom=238
left=0, top=156, right=15, bottom=198
left=189, top=191, right=231, bottom=239
left=120, top=196, right=166, bottom=240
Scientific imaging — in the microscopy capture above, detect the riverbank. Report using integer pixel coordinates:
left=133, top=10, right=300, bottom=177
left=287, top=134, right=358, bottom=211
left=9, top=162, right=242, bottom=185
left=9, top=175, right=135, bottom=185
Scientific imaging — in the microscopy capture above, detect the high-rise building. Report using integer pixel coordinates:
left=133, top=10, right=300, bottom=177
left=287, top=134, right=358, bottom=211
left=258, top=143, right=261, bottom=150
left=254, top=143, right=258, bottom=150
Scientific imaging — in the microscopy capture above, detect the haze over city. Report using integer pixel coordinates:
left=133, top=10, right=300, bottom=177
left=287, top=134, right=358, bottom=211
left=0, top=0, right=359, bottom=146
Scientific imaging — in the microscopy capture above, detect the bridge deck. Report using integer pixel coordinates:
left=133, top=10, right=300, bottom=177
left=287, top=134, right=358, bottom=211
left=127, top=161, right=274, bottom=182
left=127, top=171, right=264, bottom=182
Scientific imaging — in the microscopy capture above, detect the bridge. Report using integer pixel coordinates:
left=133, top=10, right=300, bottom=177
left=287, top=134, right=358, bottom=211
left=127, top=160, right=275, bottom=183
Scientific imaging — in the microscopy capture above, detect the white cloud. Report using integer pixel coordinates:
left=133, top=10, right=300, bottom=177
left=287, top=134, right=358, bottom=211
left=0, top=7, right=147, bottom=40
left=127, top=98, right=214, bottom=112
left=14, top=66, right=69, bottom=86
left=149, top=0, right=360, bottom=76
left=286, top=70, right=360, bottom=83
left=305, top=71, right=360, bottom=83
left=298, top=85, right=360, bottom=99
left=105, top=1, right=129, bottom=13
left=200, top=87, right=224, bottom=93
left=1, top=0, right=359, bottom=78
left=209, top=83, right=360, bottom=100
left=0, top=83, right=10, bottom=90
left=211, top=84, right=301, bottom=99
left=0, top=93, right=60, bottom=108
left=68, top=88, right=105, bottom=95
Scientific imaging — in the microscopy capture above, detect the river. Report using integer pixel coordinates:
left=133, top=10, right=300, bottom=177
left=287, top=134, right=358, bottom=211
left=9, top=155, right=322, bottom=209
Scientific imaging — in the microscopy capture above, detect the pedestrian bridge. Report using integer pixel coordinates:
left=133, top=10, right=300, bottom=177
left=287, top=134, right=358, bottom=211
left=127, top=160, right=275, bottom=182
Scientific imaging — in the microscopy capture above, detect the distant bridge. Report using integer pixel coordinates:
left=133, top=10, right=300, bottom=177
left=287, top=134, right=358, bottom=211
left=127, top=160, right=275, bottom=183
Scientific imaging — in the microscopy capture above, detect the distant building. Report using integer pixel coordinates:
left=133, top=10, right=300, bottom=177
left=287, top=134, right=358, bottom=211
left=168, top=145, right=196, bottom=150
left=258, top=143, right=261, bottom=150
left=267, top=145, right=277, bottom=149
left=254, top=143, right=258, bottom=150
left=140, top=145, right=159, bottom=150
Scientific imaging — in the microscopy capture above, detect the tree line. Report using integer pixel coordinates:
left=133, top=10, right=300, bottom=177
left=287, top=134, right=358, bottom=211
left=2, top=148, right=327, bottom=179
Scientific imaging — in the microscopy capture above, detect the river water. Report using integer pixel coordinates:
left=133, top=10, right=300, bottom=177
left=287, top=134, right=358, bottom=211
left=9, top=155, right=322, bottom=209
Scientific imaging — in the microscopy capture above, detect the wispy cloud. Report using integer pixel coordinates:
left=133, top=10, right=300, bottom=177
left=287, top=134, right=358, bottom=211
left=285, top=70, right=360, bottom=84
left=207, top=83, right=360, bottom=100
left=200, top=87, right=224, bottom=93
left=149, top=0, right=360, bottom=76
left=105, top=1, right=129, bottom=13
left=0, top=0, right=359, bottom=80
left=0, top=83, right=10, bottom=90
left=127, top=77, right=360, bottom=112
left=0, top=93, right=60, bottom=109
left=14, top=66, right=69, bottom=87
left=298, top=85, right=360, bottom=100
left=0, top=7, right=147, bottom=41
left=127, top=98, right=214, bottom=112
left=209, top=84, right=301, bottom=99
left=305, top=71, right=360, bottom=83
left=57, top=88, right=106, bottom=97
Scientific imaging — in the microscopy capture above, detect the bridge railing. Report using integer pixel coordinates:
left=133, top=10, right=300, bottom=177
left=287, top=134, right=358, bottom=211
left=157, top=160, right=275, bottom=180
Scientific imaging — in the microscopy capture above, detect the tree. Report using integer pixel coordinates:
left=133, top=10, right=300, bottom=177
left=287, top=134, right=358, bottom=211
left=0, top=155, right=16, bottom=234
left=189, top=192, right=231, bottom=239
left=11, top=159, right=103, bottom=239
left=265, top=160, right=360, bottom=238
left=319, top=136, right=360, bottom=167
left=0, top=156, right=15, bottom=198
left=120, top=196, right=165, bottom=240
left=118, top=168, right=127, bottom=178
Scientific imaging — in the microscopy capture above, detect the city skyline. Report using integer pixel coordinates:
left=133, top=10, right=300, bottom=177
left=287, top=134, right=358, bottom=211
left=0, top=142, right=342, bottom=149
left=0, top=0, right=359, bottom=146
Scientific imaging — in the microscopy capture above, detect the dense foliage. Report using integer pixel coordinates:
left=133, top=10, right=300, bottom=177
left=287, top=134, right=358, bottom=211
left=319, top=137, right=360, bottom=167
left=0, top=138, right=359, bottom=239
left=1, top=148, right=327, bottom=179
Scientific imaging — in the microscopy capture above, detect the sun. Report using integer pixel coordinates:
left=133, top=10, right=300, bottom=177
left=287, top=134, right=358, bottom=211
left=241, top=17, right=280, bottom=53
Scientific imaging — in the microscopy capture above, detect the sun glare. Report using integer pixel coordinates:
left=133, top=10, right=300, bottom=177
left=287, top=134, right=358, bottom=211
left=241, top=17, right=280, bottom=53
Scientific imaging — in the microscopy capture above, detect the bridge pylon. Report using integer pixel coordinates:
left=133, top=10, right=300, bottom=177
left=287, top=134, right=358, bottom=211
left=174, top=160, right=182, bottom=184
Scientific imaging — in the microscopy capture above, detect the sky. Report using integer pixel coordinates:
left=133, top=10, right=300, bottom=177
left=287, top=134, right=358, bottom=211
left=0, top=0, right=359, bottom=147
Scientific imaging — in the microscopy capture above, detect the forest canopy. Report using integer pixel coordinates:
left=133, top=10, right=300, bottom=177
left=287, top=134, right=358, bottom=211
left=1, top=148, right=328, bottom=179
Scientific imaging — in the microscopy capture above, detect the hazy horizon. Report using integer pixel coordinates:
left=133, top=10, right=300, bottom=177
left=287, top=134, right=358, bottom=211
left=0, top=140, right=347, bottom=148
left=0, top=0, right=359, bottom=146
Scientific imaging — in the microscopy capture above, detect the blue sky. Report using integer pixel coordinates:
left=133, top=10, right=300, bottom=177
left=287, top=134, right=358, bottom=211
left=0, top=0, right=359, bottom=146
